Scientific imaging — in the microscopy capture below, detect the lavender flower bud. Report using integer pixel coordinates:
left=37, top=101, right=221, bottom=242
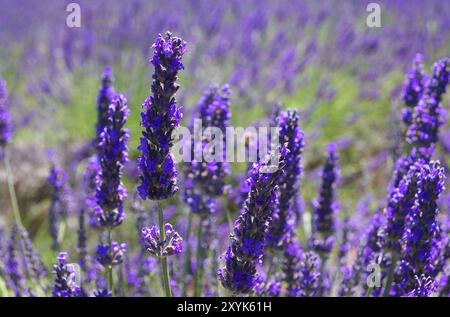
left=95, top=94, right=129, bottom=228
left=310, top=144, right=339, bottom=256
left=141, top=223, right=183, bottom=257
left=137, top=32, right=186, bottom=201
left=52, top=252, right=81, bottom=297
left=401, top=53, right=427, bottom=126
left=267, top=110, right=304, bottom=248
left=96, top=66, right=116, bottom=138
left=218, top=149, right=286, bottom=294
left=96, top=242, right=127, bottom=267
left=48, top=162, right=72, bottom=250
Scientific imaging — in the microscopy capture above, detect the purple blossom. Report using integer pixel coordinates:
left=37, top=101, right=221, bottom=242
left=95, top=94, right=129, bottom=228
left=141, top=223, right=183, bottom=257
left=401, top=53, right=427, bottom=126
left=96, top=241, right=127, bottom=267
left=0, top=78, right=13, bottom=149
left=48, top=161, right=72, bottom=250
left=52, top=252, right=81, bottom=297
left=395, top=161, right=445, bottom=295
left=267, top=110, right=304, bottom=248
left=218, top=149, right=286, bottom=294
left=96, top=66, right=116, bottom=139
left=137, top=32, right=186, bottom=201
left=184, top=85, right=231, bottom=217
left=407, top=58, right=450, bottom=159
left=310, top=144, right=339, bottom=256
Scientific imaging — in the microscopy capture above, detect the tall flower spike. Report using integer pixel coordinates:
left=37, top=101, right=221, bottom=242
left=381, top=163, right=421, bottom=254
left=401, top=53, right=427, bottom=126
left=310, top=144, right=339, bottom=256
left=96, top=242, right=127, bottom=267
left=267, top=109, right=304, bottom=248
left=96, top=66, right=116, bottom=138
left=407, top=58, right=450, bottom=159
left=0, top=78, right=13, bottom=149
left=95, top=94, right=129, bottom=228
left=137, top=32, right=186, bottom=201
left=52, top=252, right=81, bottom=297
left=5, top=225, right=25, bottom=297
left=184, top=85, right=231, bottom=216
left=218, top=148, right=286, bottom=294
left=48, top=161, right=72, bottom=250
left=395, top=161, right=445, bottom=295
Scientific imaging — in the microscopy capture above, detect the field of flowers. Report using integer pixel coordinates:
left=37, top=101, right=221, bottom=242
left=0, top=0, right=450, bottom=298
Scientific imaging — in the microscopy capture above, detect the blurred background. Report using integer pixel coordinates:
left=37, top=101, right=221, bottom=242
left=1, top=0, right=450, bottom=273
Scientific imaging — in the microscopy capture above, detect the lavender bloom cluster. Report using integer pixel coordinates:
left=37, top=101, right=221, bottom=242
left=52, top=252, right=81, bottom=297
left=218, top=149, right=286, bottom=294
left=94, top=94, right=129, bottom=228
left=96, top=66, right=116, bottom=138
left=141, top=224, right=183, bottom=257
left=0, top=78, right=13, bottom=149
left=184, top=85, right=231, bottom=216
left=267, top=110, right=304, bottom=248
left=48, top=162, right=72, bottom=250
left=310, top=144, right=339, bottom=255
left=395, top=161, right=445, bottom=295
left=137, top=32, right=186, bottom=201
left=96, top=242, right=127, bottom=267
left=401, top=53, right=427, bottom=126
left=407, top=58, right=450, bottom=159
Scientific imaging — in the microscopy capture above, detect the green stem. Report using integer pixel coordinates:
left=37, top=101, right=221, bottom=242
left=158, top=202, right=172, bottom=297
left=194, top=218, right=204, bottom=296
left=383, top=255, right=398, bottom=297
left=183, top=212, right=193, bottom=296
left=3, top=149, right=23, bottom=227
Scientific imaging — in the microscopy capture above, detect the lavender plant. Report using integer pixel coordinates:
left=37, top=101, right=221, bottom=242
left=137, top=32, right=186, bottom=297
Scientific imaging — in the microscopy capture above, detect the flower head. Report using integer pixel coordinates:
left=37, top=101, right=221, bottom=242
left=267, top=109, right=304, bottom=248
left=218, top=148, right=286, bottom=294
left=310, top=144, right=339, bottom=255
left=141, top=223, right=183, bottom=257
left=96, top=66, right=116, bottom=138
left=52, top=252, right=81, bottom=297
left=95, top=94, right=129, bottom=228
left=137, top=32, right=186, bottom=201
left=96, top=241, right=127, bottom=267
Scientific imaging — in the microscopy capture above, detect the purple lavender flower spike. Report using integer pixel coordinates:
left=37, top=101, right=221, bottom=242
left=52, top=252, right=81, bottom=297
left=141, top=223, right=183, bottom=257
left=94, top=288, right=112, bottom=297
left=137, top=32, right=186, bottom=201
left=267, top=109, right=304, bottom=248
left=18, top=226, right=46, bottom=285
left=184, top=84, right=231, bottom=217
left=5, top=225, right=25, bottom=297
left=401, top=53, right=427, bottom=126
left=83, top=157, right=101, bottom=228
left=0, top=78, right=13, bottom=150
left=395, top=161, right=445, bottom=295
left=95, top=94, right=129, bottom=228
left=381, top=163, right=421, bottom=254
left=404, top=275, right=436, bottom=297
left=96, top=241, right=127, bottom=267
left=310, top=144, right=339, bottom=256
left=48, top=161, right=72, bottom=250
left=407, top=58, right=450, bottom=160
left=96, top=66, right=116, bottom=139
left=218, top=148, right=286, bottom=294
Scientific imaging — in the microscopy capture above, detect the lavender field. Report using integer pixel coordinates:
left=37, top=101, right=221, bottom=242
left=0, top=0, right=450, bottom=298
